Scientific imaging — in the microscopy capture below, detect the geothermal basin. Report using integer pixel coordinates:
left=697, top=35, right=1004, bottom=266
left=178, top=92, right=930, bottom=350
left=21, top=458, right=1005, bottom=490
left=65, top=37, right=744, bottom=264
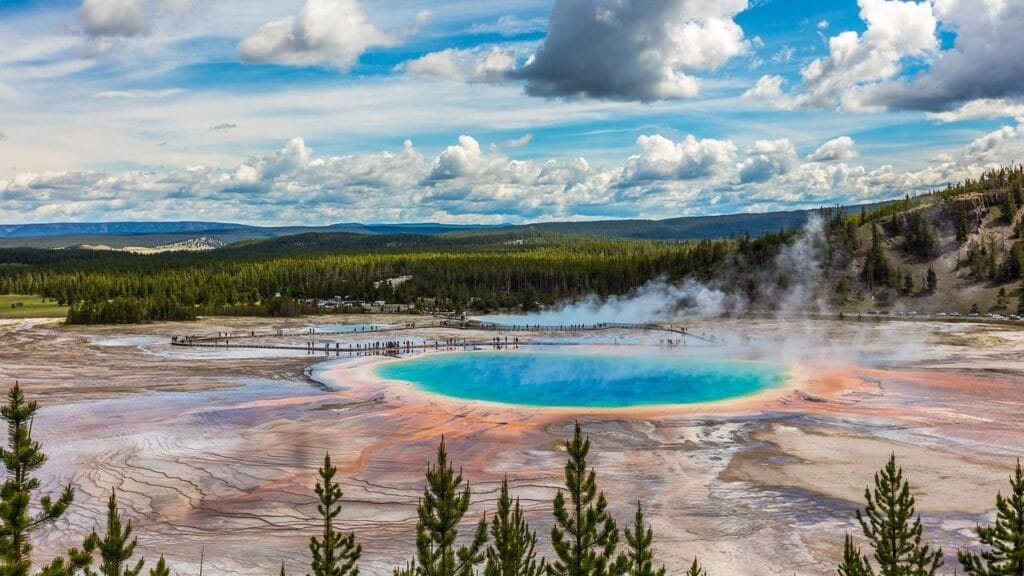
left=3, top=315, right=1024, bottom=575
left=374, top=351, right=788, bottom=408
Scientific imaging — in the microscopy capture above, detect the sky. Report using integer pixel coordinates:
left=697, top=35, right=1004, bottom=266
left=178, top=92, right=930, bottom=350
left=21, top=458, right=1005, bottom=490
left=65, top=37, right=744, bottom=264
left=0, top=0, right=1023, bottom=225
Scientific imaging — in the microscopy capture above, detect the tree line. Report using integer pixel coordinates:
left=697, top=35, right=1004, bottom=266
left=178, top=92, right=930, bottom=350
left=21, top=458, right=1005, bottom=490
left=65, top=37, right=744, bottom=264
left=0, top=231, right=795, bottom=325
left=2, top=385, right=1023, bottom=576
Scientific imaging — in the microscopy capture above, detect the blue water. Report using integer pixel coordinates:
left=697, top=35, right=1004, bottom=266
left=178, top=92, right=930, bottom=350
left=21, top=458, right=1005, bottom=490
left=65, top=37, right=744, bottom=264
left=374, top=352, right=786, bottom=408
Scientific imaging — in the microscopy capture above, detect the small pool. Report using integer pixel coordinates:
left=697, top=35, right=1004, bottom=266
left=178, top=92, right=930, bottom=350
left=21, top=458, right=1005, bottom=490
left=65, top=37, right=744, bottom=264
left=374, top=351, right=787, bottom=408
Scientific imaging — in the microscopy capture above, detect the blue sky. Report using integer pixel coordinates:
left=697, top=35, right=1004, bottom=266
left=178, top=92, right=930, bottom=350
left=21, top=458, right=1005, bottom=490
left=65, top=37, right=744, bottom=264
left=0, top=0, right=1022, bottom=225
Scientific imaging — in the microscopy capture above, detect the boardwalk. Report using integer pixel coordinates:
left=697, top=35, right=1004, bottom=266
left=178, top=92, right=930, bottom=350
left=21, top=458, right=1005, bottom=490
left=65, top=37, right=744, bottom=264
left=169, top=319, right=720, bottom=355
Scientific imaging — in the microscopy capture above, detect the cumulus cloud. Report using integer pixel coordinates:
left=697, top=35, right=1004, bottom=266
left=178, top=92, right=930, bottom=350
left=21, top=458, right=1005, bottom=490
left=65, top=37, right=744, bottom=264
left=210, top=122, right=237, bottom=132
left=860, top=0, right=1024, bottom=112
left=798, top=0, right=937, bottom=109
left=4, top=123, right=1022, bottom=225
left=78, top=0, right=148, bottom=37
left=742, top=74, right=797, bottom=110
left=402, top=47, right=516, bottom=83
left=513, top=0, right=750, bottom=102
left=237, top=0, right=393, bottom=71
left=807, top=136, right=858, bottom=162
left=621, top=134, right=737, bottom=182
left=739, top=139, right=797, bottom=183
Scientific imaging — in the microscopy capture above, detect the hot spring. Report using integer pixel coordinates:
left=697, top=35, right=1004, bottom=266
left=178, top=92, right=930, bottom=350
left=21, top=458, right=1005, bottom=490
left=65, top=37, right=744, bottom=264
left=374, top=351, right=787, bottom=408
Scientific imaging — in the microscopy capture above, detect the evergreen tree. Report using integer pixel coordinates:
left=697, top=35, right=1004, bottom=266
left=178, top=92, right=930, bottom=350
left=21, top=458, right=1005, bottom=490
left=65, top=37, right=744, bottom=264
left=400, top=438, right=487, bottom=576
left=84, top=490, right=144, bottom=576
left=1005, top=193, right=1019, bottom=225
left=854, top=454, right=943, bottom=576
left=926, top=268, right=938, bottom=294
left=0, top=383, right=76, bottom=575
left=684, top=558, right=707, bottom=576
left=838, top=534, right=873, bottom=576
left=148, top=557, right=170, bottom=576
left=310, top=454, right=361, bottom=576
left=484, top=478, right=544, bottom=576
left=957, top=209, right=971, bottom=244
left=958, top=459, right=1024, bottom=575
left=547, top=422, right=622, bottom=576
left=622, top=502, right=664, bottom=576
left=902, top=273, right=914, bottom=296
left=862, top=226, right=893, bottom=290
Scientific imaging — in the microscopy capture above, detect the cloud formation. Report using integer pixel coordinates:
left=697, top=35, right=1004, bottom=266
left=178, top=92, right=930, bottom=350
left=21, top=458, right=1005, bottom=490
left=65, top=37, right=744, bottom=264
left=401, top=47, right=517, bottom=83
left=513, top=0, right=750, bottom=101
left=798, top=0, right=937, bottom=109
left=807, top=137, right=858, bottom=162
left=78, top=0, right=148, bottom=37
left=6, top=122, right=1019, bottom=225
left=860, top=0, right=1024, bottom=112
left=237, top=0, right=393, bottom=71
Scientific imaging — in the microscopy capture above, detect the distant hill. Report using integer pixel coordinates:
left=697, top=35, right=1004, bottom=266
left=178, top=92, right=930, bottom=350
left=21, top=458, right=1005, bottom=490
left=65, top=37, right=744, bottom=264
left=0, top=202, right=895, bottom=248
left=0, top=221, right=252, bottom=238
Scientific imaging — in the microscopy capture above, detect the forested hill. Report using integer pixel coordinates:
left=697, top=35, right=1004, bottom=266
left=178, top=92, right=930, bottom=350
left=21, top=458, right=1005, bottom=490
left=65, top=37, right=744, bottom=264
left=821, top=165, right=1024, bottom=316
left=0, top=166, right=1022, bottom=324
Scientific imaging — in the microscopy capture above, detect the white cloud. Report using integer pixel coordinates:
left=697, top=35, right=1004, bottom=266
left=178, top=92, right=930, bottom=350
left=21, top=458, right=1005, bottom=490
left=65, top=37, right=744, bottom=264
left=504, top=133, right=533, bottom=148
left=237, top=0, right=393, bottom=71
left=469, top=15, right=548, bottom=36
left=514, top=0, right=750, bottom=101
left=925, top=99, right=1024, bottom=123
left=622, top=134, right=737, bottom=182
left=78, top=0, right=148, bottom=38
left=3, top=124, right=1023, bottom=224
left=861, top=0, right=1024, bottom=112
left=817, top=19, right=829, bottom=30
left=739, top=139, right=797, bottom=183
left=402, top=47, right=516, bottom=83
left=771, top=46, right=795, bottom=63
left=797, top=0, right=938, bottom=109
left=807, top=136, right=858, bottom=162
left=742, top=74, right=797, bottom=110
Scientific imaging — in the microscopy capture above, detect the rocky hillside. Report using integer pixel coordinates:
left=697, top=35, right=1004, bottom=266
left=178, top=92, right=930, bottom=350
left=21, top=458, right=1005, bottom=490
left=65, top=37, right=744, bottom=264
left=826, top=166, right=1024, bottom=316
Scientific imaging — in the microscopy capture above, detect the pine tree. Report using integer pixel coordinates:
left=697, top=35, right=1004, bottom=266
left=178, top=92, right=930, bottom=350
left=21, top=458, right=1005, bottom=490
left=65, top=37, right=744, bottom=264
left=484, top=477, right=544, bottom=576
left=0, top=383, right=76, bottom=575
left=402, top=438, right=487, bottom=576
left=547, top=422, right=622, bottom=576
left=854, top=454, right=943, bottom=576
left=84, top=490, right=145, bottom=576
left=838, top=534, right=873, bottom=576
left=958, top=459, right=1024, bottom=575
left=310, top=453, right=361, bottom=576
left=684, top=558, right=707, bottom=576
left=148, top=557, right=170, bottom=576
left=926, top=267, right=938, bottom=294
left=862, top=226, right=893, bottom=290
left=622, top=502, right=663, bottom=576
left=957, top=209, right=970, bottom=244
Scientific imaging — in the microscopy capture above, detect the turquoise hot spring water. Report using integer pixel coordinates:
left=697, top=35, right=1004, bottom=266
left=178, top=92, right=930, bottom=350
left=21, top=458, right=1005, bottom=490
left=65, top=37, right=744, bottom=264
left=374, top=351, right=787, bottom=408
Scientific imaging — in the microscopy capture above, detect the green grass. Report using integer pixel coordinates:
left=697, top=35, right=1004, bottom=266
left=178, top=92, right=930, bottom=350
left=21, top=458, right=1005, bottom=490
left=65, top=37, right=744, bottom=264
left=0, top=295, right=68, bottom=319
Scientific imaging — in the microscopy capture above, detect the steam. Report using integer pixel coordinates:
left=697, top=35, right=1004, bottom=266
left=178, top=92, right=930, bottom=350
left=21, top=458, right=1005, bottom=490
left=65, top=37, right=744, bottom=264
left=492, top=215, right=830, bottom=325
left=480, top=215, right=928, bottom=368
